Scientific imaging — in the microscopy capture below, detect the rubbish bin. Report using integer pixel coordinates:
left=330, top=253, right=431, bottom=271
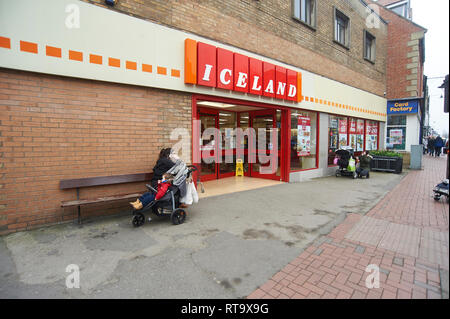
left=410, top=145, right=422, bottom=170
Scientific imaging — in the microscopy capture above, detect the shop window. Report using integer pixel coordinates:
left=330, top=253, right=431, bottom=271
left=364, top=30, right=376, bottom=63
left=290, top=110, right=317, bottom=171
left=293, top=0, right=316, bottom=28
left=356, top=119, right=365, bottom=152
left=386, top=115, right=407, bottom=150
left=328, top=115, right=348, bottom=165
left=334, top=8, right=350, bottom=48
left=365, top=120, right=379, bottom=151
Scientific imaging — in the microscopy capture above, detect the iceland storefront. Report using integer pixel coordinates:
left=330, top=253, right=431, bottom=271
left=0, top=0, right=387, bottom=230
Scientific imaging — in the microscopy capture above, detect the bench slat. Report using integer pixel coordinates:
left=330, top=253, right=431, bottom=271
left=61, top=193, right=142, bottom=207
left=59, top=173, right=153, bottom=189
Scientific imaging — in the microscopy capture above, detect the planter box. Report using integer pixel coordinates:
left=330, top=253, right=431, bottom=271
left=370, top=156, right=403, bottom=174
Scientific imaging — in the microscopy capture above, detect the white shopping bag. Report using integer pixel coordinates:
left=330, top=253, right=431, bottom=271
left=180, top=182, right=193, bottom=205
left=191, top=182, right=199, bottom=204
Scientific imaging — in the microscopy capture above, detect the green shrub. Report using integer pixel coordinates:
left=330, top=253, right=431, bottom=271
left=370, top=150, right=403, bottom=158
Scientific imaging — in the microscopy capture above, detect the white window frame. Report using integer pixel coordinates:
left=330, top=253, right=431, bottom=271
left=292, top=0, right=317, bottom=29
left=364, top=30, right=376, bottom=63
left=333, top=8, right=350, bottom=49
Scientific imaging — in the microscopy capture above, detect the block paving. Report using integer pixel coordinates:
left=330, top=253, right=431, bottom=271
left=248, top=156, right=449, bottom=299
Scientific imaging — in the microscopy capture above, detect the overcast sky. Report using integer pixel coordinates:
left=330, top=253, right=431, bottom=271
left=410, top=0, right=449, bottom=136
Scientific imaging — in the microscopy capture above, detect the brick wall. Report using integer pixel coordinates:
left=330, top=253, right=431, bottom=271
left=81, top=0, right=387, bottom=97
left=0, top=68, right=191, bottom=234
left=373, top=4, right=426, bottom=99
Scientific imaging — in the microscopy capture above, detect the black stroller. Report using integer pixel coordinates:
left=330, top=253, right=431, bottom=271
left=131, top=164, right=198, bottom=227
left=334, top=148, right=358, bottom=179
left=433, top=179, right=449, bottom=202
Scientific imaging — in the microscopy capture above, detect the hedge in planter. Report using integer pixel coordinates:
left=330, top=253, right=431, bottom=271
left=369, top=150, right=403, bottom=174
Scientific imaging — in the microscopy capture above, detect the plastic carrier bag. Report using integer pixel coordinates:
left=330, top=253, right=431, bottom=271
left=347, top=158, right=356, bottom=172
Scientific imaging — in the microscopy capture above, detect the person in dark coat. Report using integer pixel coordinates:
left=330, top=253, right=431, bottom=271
left=356, top=151, right=372, bottom=178
left=435, top=136, right=444, bottom=157
left=150, top=148, right=176, bottom=188
left=428, top=137, right=435, bottom=156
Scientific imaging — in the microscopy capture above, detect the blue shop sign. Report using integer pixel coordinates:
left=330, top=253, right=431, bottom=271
left=387, top=100, right=419, bottom=115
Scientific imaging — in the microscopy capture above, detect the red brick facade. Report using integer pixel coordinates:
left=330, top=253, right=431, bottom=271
left=0, top=68, right=191, bottom=233
left=372, top=3, right=426, bottom=99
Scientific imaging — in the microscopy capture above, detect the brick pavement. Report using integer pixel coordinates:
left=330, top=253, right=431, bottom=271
left=248, top=156, right=449, bottom=299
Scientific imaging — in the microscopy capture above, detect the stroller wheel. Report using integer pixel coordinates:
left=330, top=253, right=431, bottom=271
left=132, top=213, right=145, bottom=227
left=171, top=208, right=186, bottom=225
left=335, top=169, right=341, bottom=177
left=434, top=195, right=441, bottom=201
left=352, top=172, right=357, bottom=179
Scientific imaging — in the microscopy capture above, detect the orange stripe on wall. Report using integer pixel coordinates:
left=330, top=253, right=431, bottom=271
left=126, top=61, right=137, bottom=70
left=184, top=38, right=197, bottom=84
left=89, top=54, right=102, bottom=65
left=109, top=57, right=120, bottom=67
left=142, top=64, right=152, bottom=73
left=46, top=46, right=61, bottom=58
left=171, top=69, right=181, bottom=78
left=20, top=40, right=38, bottom=54
left=69, top=50, right=83, bottom=62
left=157, top=66, right=167, bottom=75
left=0, top=36, right=11, bottom=49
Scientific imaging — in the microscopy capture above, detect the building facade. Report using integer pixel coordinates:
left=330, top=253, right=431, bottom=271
left=0, top=0, right=388, bottom=232
left=372, top=0, right=427, bottom=153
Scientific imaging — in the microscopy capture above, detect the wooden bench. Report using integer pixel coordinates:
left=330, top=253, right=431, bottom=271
left=60, top=173, right=153, bottom=224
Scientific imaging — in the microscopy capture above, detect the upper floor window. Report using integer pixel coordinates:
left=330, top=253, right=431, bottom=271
left=293, top=0, right=316, bottom=28
left=334, top=8, right=350, bottom=48
left=364, top=30, right=376, bottom=62
left=386, top=0, right=410, bottom=19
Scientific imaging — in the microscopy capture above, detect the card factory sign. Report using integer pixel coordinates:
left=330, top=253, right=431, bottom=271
left=387, top=100, right=419, bottom=115
left=184, top=39, right=303, bottom=102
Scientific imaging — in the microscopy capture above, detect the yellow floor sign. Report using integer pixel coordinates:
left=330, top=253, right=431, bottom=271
left=236, top=159, right=244, bottom=177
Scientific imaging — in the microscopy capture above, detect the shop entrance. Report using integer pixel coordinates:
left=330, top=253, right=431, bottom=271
left=194, top=96, right=289, bottom=182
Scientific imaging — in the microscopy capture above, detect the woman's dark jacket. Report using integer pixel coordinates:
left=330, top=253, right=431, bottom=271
left=151, top=158, right=175, bottom=187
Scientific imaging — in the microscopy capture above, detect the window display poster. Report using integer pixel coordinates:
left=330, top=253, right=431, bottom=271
left=349, top=118, right=357, bottom=134
left=389, top=129, right=403, bottom=145
left=339, top=134, right=348, bottom=148
left=356, top=134, right=364, bottom=152
left=297, top=116, right=311, bottom=156
left=349, top=134, right=357, bottom=150
left=366, top=121, right=378, bottom=135
left=329, top=128, right=338, bottom=149
left=338, top=118, right=347, bottom=134
left=338, top=118, right=348, bottom=148
left=357, top=120, right=365, bottom=134
left=366, top=135, right=377, bottom=150
left=356, top=119, right=364, bottom=152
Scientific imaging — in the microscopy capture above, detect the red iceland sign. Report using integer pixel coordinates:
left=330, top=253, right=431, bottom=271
left=185, top=39, right=303, bottom=102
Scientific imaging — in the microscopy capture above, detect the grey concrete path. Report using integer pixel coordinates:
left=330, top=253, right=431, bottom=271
left=0, top=171, right=405, bottom=298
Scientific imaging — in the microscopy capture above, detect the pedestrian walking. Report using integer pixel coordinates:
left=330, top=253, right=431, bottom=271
left=423, top=136, right=428, bottom=154
left=435, top=135, right=444, bottom=157
left=428, top=136, right=435, bottom=156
